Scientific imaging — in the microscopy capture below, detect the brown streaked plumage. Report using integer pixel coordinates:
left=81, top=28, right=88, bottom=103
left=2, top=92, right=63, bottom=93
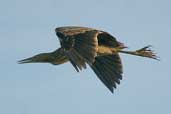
left=18, top=26, right=159, bottom=93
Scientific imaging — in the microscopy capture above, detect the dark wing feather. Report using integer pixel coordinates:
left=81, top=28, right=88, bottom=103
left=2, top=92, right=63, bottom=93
left=56, top=27, right=98, bottom=72
left=91, top=54, right=123, bottom=93
left=73, top=30, right=98, bottom=64
left=66, top=49, right=86, bottom=72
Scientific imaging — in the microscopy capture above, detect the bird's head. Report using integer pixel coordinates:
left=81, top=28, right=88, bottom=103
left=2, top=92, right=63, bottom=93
left=18, top=53, right=55, bottom=64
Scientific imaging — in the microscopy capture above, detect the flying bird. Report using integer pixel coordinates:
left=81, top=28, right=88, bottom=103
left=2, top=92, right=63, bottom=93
left=18, top=26, right=159, bottom=93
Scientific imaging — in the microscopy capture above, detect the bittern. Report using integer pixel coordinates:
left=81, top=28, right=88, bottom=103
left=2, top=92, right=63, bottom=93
left=18, top=26, right=159, bottom=93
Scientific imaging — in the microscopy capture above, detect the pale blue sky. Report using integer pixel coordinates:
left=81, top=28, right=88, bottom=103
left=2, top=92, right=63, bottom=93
left=0, top=0, right=170, bottom=114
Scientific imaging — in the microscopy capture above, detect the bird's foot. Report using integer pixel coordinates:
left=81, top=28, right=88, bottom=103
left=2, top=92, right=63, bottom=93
left=135, top=45, right=160, bottom=60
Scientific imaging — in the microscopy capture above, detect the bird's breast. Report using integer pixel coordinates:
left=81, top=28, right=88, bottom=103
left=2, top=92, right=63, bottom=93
left=97, top=45, right=116, bottom=56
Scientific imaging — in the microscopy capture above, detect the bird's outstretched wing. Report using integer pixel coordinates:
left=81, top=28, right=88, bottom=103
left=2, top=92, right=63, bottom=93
left=55, top=27, right=98, bottom=72
left=91, top=54, right=123, bottom=93
left=73, top=30, right=98, bottom=64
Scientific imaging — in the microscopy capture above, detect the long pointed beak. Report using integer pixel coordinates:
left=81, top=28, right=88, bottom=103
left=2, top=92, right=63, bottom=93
left=18, top=57, right=34, bottom=64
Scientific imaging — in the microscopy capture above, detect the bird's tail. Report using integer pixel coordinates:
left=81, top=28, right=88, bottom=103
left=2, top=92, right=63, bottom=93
left=119, top=45, right=160, bottom=60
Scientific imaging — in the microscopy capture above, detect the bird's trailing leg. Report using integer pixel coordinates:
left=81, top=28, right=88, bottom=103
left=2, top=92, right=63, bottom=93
left=119, top=45, right=160, bottom=60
